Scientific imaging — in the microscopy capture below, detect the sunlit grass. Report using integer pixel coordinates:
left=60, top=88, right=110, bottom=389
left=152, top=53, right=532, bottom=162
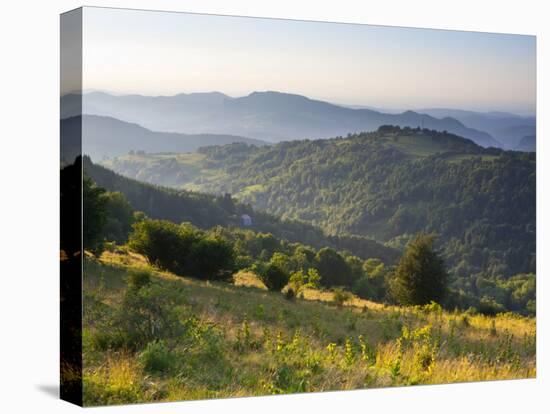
left=82, top=249, right=536, bottom=406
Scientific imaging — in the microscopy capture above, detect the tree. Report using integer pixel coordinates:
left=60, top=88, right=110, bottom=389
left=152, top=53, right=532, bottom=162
left=128, top=219, right=196, bottom=274
left=292, top=245, right=316, bottom=270
left=390, top=233, right=448, bottom=305
left=102, top=191, right=135, bottom=244
left=344, top=254, right=365, bottom=282
left=269, top=252, right=293, bottom=274
left=315, top=247, right=352, bottom=287
left=289, top=268, right=321, bottom=294
left=352, top=258, right=388, bottom=301
left=187, top=236, right=235, bottom=281
left=83, top=176, right=107, bottom=255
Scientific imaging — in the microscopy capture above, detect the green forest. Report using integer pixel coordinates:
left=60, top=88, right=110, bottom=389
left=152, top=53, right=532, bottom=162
left=75, top=150, right=535, bottom=405
left=70, top=124, right=537, bottom=405
left=100, top=126, right=535, bottom=316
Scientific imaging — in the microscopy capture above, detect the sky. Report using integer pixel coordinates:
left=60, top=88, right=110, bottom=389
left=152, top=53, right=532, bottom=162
left=82, top=7, right=536, bottom=115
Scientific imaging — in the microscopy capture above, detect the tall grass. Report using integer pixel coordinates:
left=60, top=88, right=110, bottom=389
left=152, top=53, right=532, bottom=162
left=82, top=250, right=535, bottom=406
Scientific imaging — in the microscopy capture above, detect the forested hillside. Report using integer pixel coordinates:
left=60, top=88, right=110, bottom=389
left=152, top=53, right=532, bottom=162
left=103, top=126, right=536, bottom=281
left=84, top=157, right=399, bottom=264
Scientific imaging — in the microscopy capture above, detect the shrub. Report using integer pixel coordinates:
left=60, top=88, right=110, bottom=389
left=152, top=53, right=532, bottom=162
left=352, top=276, right=377, bottom=301
left=183, top=315, right=224, bottom=360
left=332, top=288, right=352, bottom=307
left=478, top=296, right=505, bottom=316
left=108, top=279, right=186, bottom=350
left=127, top=270, right=151, bottom=290
left=343, top=337, right=356, bottom=366
left=83, top=358, right=143, bottom=405
left=399, top=324, right=438, bottom=377
left=128, top=219, right=235, bottom=281
left=358, top=335, right=375, bottom=363
left=416, top=301, right=443, bottom=315
left=128, top=219, right=195, bottom=273
left=260, top=264, right=289, bottom=292
left=139, top=340, right=176, bottom=375
left=459, top=314, right=470, bottom=327
left=284, top=288, right=296, bottom=301
left=289, top=268, right=321, bottom=294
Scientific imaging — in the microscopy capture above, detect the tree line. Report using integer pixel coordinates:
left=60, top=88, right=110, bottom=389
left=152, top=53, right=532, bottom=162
left=84, top=174, right=534, bottom=315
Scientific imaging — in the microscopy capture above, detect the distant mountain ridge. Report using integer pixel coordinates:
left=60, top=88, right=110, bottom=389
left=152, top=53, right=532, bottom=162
left=417, top=108, right=536, bottom=149
left=64, top=90, right=502, bottom=148
left=515, top=135, right=536, bottom=152
left=62, top=114, right=268, bottom=161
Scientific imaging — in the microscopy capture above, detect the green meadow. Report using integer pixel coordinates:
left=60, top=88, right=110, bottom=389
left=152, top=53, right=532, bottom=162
left=81, top=248, right=535, bottom=406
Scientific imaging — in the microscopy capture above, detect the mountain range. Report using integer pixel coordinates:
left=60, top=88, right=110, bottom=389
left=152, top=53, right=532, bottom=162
left=62, top=91, right=509, bottom=148
left=515, top=135, right=536, bottom=152
left=417, top=108, right=536, bottom=149
left=61, top=115, right=268, bottom=162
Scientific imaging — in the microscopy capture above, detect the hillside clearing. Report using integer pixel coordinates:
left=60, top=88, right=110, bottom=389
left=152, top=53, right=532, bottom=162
left=81, top=249, right=536, bottom=406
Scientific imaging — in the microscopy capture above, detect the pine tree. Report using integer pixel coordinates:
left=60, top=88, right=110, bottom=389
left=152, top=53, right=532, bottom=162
left=391, top=233, right=448, bottom=305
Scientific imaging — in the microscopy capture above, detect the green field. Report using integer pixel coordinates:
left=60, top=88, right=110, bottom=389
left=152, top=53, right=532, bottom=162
left=81, top=248, right=536, bottom=406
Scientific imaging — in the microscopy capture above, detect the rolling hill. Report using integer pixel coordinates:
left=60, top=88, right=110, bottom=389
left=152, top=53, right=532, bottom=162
left=81, top=249, right=535, bottom=405
left=515, top=135, right=536, bottom=152
left=62, top=115, right=268, bottom=162
left=69, top=91, right=501, bottom=148
left=83, top=156, right=399, bottom=264
left=495, top=125, right=536, bottom=149
left=102, top=126, right=535, bottom=279
left=417, top=108, right=536, bottom=149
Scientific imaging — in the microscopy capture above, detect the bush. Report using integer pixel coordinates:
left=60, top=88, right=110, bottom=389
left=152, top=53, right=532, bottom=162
left=353, top=276, right=381, bottom=301
left=139, top=340, right=176, bottom=375
left=127, top=270, right=151, bottom=290
left=288, top=268, right=321, bottom=294
left=128, top=219, right=235, bottom=281
left=82, top=358, right=143, bottom=405
left=107, top=278, right=186, bottom=350
left=260, top=264, right=289, bottom=292
left=332, top=288, right=352, bottom=307
left=128, top=219, right=195, bottom=273
left=478, top=296, right=505, bottom=316
left=284, top=288, right=296, bottom=301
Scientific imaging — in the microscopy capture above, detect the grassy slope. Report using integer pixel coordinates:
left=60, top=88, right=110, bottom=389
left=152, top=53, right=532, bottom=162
left=82, top=249, right=535, bottom=406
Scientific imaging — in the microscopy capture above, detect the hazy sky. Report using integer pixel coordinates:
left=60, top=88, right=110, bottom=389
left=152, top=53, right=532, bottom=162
left=82, top=7, right=536, bottom=114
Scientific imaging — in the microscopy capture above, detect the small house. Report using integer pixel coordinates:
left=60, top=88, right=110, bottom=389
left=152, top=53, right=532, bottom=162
left=241, top=214, right=252, bottom=226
